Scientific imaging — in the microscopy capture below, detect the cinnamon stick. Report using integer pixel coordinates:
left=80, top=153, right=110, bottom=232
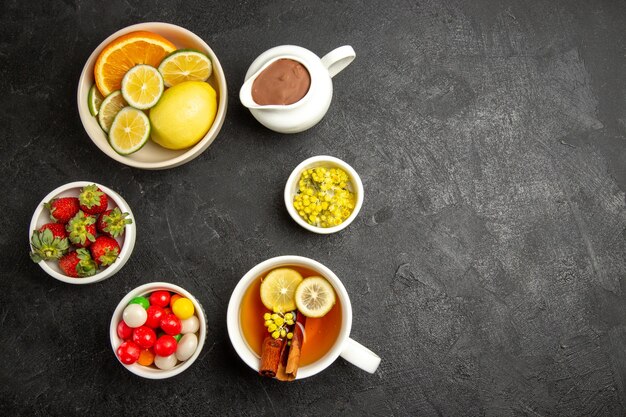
left=259, top=336, right=284, bottom=378
left=276, top=314, right=306, bottom=381
left=285, top=314, right=306, bottom=378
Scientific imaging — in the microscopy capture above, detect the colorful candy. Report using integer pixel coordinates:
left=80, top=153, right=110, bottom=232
left=117, top=341, right=141, bottom=364
left=149, top=291, right=170, bottom=307
left=115, top=290, right=201, bottom=371
left=180, top=315, right=199, bottom=334
left=137, top=348, right=155, bottom=366
left=154, top=353, right=177, bottom=370
left=132, top=326, right=156, bottom=349
left=175, top=333, right=198, bottom=361
left=172, top=297, right=194, bottom=320
left=154, top=334, right=177, bottom=357
left=145, top=305, right=165, bottom=328
left=117, top=320, right=133, bottom=339
left=160, top=313, right=182, bottom=335
left=123, top=304, right=147, bottom=328
left=129, top=296, right=150, bottom=309
left=170, top=294, right=182, bottom=306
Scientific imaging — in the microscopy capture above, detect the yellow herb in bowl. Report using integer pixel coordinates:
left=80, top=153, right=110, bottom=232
left=293, top=167, right=355, bottom=228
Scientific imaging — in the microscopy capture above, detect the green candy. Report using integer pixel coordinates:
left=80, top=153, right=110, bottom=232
left=173, top=334, right=182, bottom=342
left=128, top=296, right=150, bottom=309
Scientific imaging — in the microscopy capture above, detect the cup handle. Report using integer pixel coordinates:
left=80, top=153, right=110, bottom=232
left=340, top=337, right=381, bottom=374
left=321, top=45, right=356, bottom=78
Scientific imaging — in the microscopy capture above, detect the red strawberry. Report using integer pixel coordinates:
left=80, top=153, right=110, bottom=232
left=97, top=207, right=132, bottom=238
left=30, top=227, right=70, bottom=263
left=39, top=223, right=68, bottom=239
left=89, top=236, right=121, bottom=267
left=58, top=249, right=97, bottom=278
left=66, top=211, right=97, bottom=247
left=44, top=197, right=79, bottom=224
left=79, top=184, right=109, bottom=215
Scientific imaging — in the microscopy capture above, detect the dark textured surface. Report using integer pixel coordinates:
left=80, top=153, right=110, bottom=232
left=1, top=0, right=626, bottom=415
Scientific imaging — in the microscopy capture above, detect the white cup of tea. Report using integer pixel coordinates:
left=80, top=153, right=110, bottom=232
left=226, top=255, right=380, bottom=379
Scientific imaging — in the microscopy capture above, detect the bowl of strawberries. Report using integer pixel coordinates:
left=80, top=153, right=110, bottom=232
left=29, top=181, right=136, bottom=284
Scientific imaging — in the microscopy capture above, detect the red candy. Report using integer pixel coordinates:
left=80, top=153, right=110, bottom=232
left=145, top=305, right=165, bottom=329
left=132, top=326, right=156, bottom=349
left=117, top=341, right=141, bottom=364
left=154, top=335, right=177, bottom=357
left=117, top=321, right=133, bottom=340
left=149, top=291, right=171, bottom=308
left=160, top=313, right=182, bottom=335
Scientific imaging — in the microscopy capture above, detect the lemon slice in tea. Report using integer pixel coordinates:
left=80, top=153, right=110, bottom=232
left=98, top=91, right=127, bottom=133
left=158, top=49, right=213, bottom=87
left=88, top=85, right=104, bottom=116
left=260, top=268, right=303, bottom=313
left=121, top=64, right=164, bottom=110
left=108, top=107, right=150, bottom=155
left=295, top=277, right=336, bottom=318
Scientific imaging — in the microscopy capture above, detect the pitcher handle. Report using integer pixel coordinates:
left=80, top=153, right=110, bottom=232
left=321, top=45, right=356, bottom=78
left=340, top=337, right=380, bottom=374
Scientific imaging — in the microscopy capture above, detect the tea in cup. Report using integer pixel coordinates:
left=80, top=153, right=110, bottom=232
left=227, top=256, right=380, bottom=380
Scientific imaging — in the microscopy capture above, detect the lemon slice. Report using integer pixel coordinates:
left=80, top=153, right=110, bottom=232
left=121, top=64, right=164, bottom=110
left=295, top=277, right=336, bottom=318
left=260, top=268, right=303, bottom=313
left=158, top=49, right=213, bottom=87
left=88, top=85, right=104, bottom=116
left=108, top=107, right=150, bottom=155
left=98, top=91, right=127, bottom=133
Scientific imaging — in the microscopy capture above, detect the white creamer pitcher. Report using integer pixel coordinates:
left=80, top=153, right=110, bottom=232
left=239, top=45, right=356, bottom=133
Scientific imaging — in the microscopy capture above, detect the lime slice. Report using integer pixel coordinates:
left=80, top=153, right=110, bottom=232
left=121, top=64, right=164, bottom=110
left=98, top=91, right=127, bottom=133
left=260, top=268, right=303, bottom=313
left=158, top=49, right=213, bottom=87
left=295, top=277, right=336, bottom=318
left=88, top=85, right=104, bottom=116
left=108, top=106, right=150, bottom=155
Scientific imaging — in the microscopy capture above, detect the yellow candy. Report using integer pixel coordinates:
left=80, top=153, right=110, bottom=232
left=172, top=297, right=194, bottom=320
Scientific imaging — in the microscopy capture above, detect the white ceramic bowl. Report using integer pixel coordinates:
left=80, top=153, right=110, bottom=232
left=77, top=22, right=228, bottom=170
left=110, top=282, right=207, bottom=379
left=284, top=155, right=364, bottom=234
left=29, top=181, right=136, bottom=284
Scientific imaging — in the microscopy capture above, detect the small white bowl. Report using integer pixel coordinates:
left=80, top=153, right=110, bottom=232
left=29, top=181, right=136, bottom=284
left=110, top=282, right=207, bottom=379
left=77, top=22, right=228, bottom=170
left=284, top=156, right=364, bottom=234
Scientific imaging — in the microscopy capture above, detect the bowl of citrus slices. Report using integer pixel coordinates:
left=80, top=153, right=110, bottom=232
left=77, top=22, right=228, bottom=169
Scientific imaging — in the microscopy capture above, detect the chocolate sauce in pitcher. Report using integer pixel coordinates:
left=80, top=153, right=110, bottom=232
left=251, top=59, right=311, bottom=105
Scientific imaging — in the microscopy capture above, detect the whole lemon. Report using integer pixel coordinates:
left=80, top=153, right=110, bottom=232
left=149, top=81, right=218, bottom=150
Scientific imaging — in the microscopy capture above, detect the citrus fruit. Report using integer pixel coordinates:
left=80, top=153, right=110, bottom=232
left=294, top=277, right=336, bottom=318
left=94, top=31, right=176, bottom=96
left=149, top=81, right=218, bottom=150
left=88, top=84, right=104, bottom=116
left=121, top=64, right=164, bottom=110
left=260, top=268, right=303, bottom=313
left=108, top=107, right=150, bottom=155
left=158, top=49, right=213, bottom=87
left=98, top=91, right=127, bottom=133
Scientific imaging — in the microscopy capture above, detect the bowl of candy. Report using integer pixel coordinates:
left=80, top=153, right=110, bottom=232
left=77, top=22, right=228, bottom=169
left=284, top=156, right=364, bottom=234
left=29, top=181, right=136, bottom=284
left=110, top=282, right=207, bottom=379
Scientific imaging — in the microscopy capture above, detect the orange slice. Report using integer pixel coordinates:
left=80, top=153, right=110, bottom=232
left=94, top=31, right=176, bottom=96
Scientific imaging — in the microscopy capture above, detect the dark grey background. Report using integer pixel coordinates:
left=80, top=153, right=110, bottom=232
left=1, top=0, right=626, bottom=416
